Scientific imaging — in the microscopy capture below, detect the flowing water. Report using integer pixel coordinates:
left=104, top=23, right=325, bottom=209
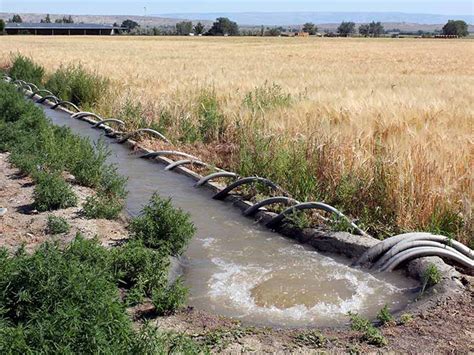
left=43, top=105, right=418, bottom=327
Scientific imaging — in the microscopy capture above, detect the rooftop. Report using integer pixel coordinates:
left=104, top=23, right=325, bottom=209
left=5, top=23, right=122, bottom=30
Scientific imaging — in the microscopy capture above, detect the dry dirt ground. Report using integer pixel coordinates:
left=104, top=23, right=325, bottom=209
left=1, top=152, right=472, bottom=353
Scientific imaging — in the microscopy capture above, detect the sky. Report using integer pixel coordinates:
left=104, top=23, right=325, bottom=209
left=2, top=0, right=473, bottom=16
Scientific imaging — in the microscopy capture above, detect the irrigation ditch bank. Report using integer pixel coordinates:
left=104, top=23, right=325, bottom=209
left=5, top=76, right=473, bottom=327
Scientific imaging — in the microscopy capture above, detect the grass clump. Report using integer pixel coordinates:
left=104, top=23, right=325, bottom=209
left=46, top=215, right=70, bottom=235
left=376, top=304, right=394, bottom=325
left=152, top=277, right=188, bottom=316
left=44, top=63, right=110, bottom=109
left=348, top=312, right=387, bottom=347
left=33, top=172, right=77, bottom=212
left=8, top=54, right=44, bottom=87
left=244, top=82, right=292, bottom=112
left=129, top=193, right=196, bottom=255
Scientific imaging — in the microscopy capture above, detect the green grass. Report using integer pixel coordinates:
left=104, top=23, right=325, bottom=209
left=376, top=304, right=394, bottom=325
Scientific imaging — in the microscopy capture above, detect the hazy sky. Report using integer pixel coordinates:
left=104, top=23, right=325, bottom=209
left=2, top=0, right=473, bottom=15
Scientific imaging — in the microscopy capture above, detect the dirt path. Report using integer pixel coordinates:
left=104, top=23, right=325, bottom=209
left=1, top=152, right=472, bottom=353
left=0, top=152, right=128, bottom=251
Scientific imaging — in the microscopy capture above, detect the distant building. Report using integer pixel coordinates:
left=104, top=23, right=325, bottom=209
left=294, top=31, right=310, bottom=37
left=5, top=23, right=123, bottom=35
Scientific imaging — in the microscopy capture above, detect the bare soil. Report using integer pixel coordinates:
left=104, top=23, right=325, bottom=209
left=1, top=152, right=472, bottom=353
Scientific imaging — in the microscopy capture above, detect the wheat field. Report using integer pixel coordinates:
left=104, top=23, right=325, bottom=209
left=1, top=36, right=472, bottom=242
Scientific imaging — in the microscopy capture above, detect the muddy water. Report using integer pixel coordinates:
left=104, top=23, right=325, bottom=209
left=43, top=106, right=417, bottom=327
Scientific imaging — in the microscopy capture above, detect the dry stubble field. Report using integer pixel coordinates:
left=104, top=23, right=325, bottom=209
left=1, top=36, right=473, bottom=243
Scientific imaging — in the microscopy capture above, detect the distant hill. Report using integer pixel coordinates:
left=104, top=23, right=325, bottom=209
left=0, top=12, right=212, bottom=27
left=156, top=11, right=474, bottom=26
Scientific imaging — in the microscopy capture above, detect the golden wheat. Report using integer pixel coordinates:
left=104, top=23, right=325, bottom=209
left=1, top=36, right=472, bottom=241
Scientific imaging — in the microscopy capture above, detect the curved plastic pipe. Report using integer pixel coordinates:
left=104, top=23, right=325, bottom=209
left=165, top=159, right=208, bottom=171
left=213, top=177, right=285, bottom=201
left=373, top=240, right=459, bottom=269
left=141, top=150, right=200, bottom=161
left=243, top=196, right=299, bottom=216
left=30, top=89, right=54, bottom=98
left=355, top=233, right=473, bottom=266
left=117, top=128, right=170, bottom=144
left=266, top=201, right=367, bottom=236
left=92, top=118, right=125, bottom=129
left=195, top=172, right=239, bottom=187
left=379, top=247, right=474, bottom=272
left=50, top=101, right=81, bottom=112
left=26, top=82, right=39, bottom=92
left=36, top=95, right=59, bottom=104
left=71, top=111, right=103, bottom=121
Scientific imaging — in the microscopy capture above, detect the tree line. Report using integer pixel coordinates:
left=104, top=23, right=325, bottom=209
left=0, top=14, right=469, bottom=38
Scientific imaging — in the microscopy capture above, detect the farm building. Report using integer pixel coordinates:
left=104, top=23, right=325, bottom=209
left=5, top=23, right=123, bottom=35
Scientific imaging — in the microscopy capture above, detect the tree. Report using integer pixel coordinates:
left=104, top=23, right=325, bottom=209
left=442, top=20, right=468, bottom=37
left=359, top=24, right=370, bottom=36
left=206, top=17, right=239, bottom=36
left=193, top=22, right=205, bottom=35
left=368, top=21, right=384, bottom=37
left=40, top=14, right=51, bottom=23
left=337, top=21, right=356, bottom=37
left=359, top=22, right=384, bottom=37
left=121, top=19, right=139, bottom=31
left=0, top=19, right=5, bottom=34
left=302, top=22, right=317, bottom=35
left=10, top=14, right=23, bottom=23
left=175, top=21, right=192, bottom=35
left=265, top=27, right=281, bottom=37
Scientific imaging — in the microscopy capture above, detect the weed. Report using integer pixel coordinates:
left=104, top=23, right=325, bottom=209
left=293, top=330, right=327, bottom=348
left=151, top=277, right=188, bottom=316
left=44, top=64, right=110, bottom=108
left=348, top=312, right=387, bottom=347
left=399, top=313, right=414, bottom=325
left=46, top=215, right=70, bottom=235
left=377, top=304, right=394, bottom=325
left=420, top=263, right=442, bottom=295
left=283, top=210, right=312, bottom=229
left=33, top=172, right=77, bottom=212
left=197, top=89, right=225, bottom=142
left=244, top=82, right=292, bottom=112
left=82, top=193, right=124, bottom=220
left=8, top=54, right=44, bottom=87
left=129, top=193, right=196, bottom=256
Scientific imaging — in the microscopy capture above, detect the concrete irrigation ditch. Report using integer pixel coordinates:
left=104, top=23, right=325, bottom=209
left=5, top=74, right=473, bottom=325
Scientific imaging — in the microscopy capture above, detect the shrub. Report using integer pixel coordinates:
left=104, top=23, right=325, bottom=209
left=33, top=173, right=77, bottom=211
left=46, top=215, right=70, bottom=234
left=82, top=193, right=124, bottom=220
left=377, top=305, right=393, bottom=325
left=110, top=240, right=169, bottom=305
left=8, top=54, right=44, bottom=87
left=152, top=277, right=188, bottom=315
left=44, top=64, right=109, bottom=108
left=348, top=312, right=387, bottom=347
left=129, top=193, right=196, bottom=255
left=0, top=236, right=133, bottom=353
